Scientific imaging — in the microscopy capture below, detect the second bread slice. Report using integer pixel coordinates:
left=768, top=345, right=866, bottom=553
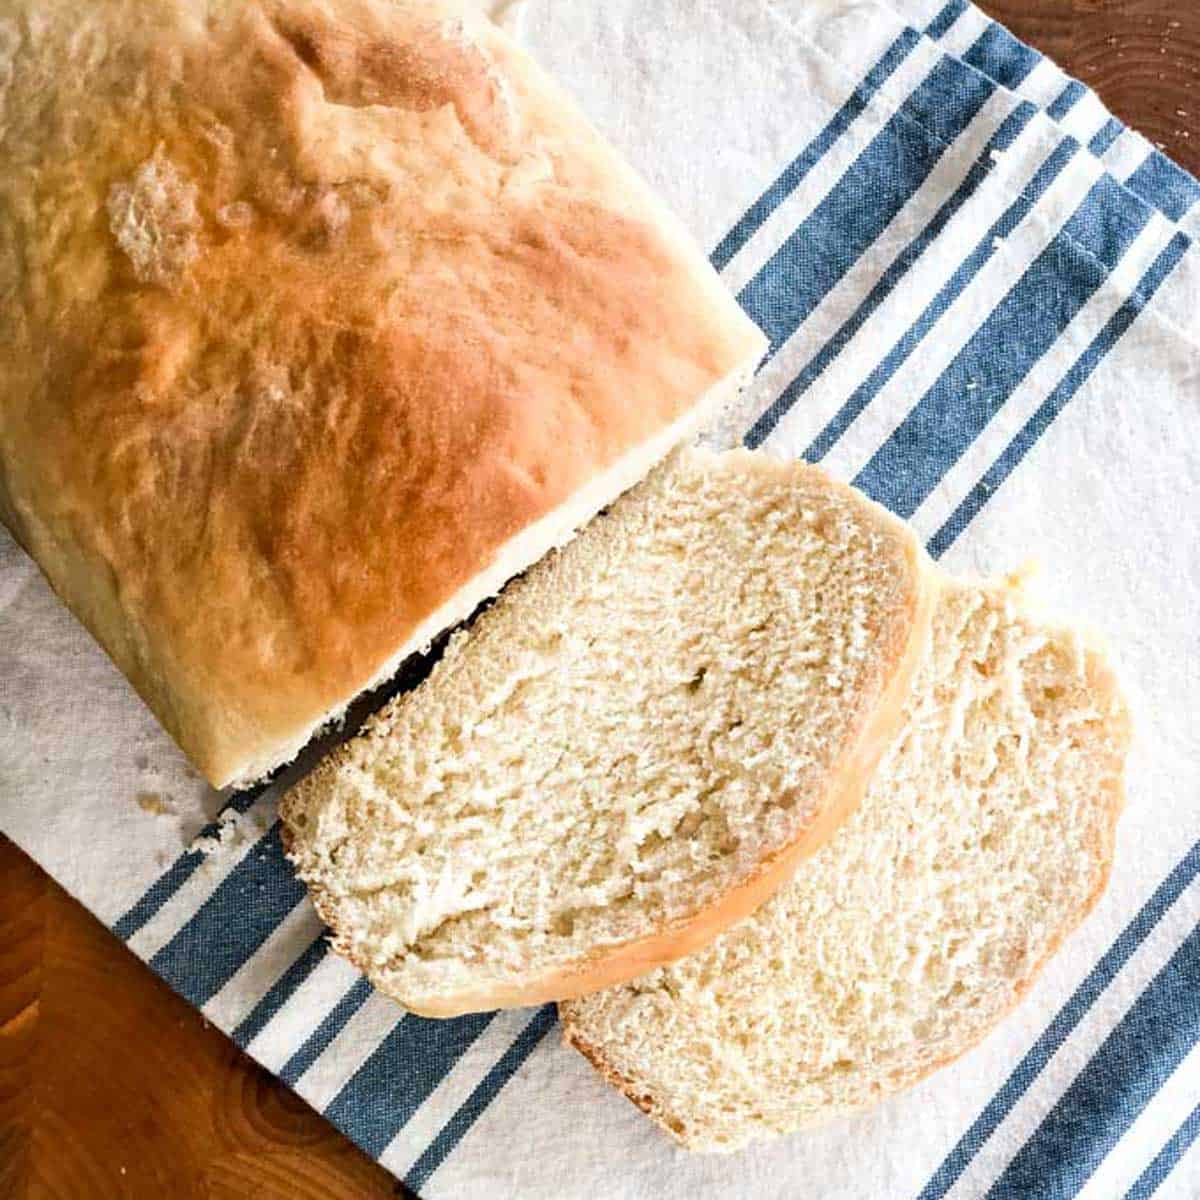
left=281, top=449, right=935, bottom=1016
left=560, top=576, right=1132, bottom=1150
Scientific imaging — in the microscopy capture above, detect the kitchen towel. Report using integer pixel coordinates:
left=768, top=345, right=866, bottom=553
left=2, top=2, right=1199, bottom=1196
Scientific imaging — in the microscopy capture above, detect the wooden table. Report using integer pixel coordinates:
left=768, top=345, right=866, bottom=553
left=2, top=4, right=1197, bottom=1197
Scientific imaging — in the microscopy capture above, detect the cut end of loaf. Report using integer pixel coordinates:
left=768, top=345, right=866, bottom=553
left=2, top=0, right=768, bottom=796
left=217, top=355, right=762, bottom=791
left=281, top=448, right=932, bottom=1014
left=560, top=575, right=1132, bottom=1151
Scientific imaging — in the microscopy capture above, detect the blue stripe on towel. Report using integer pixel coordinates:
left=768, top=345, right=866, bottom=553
left=148, top=822, right=306, bottom=1008
left=918, top=840, right=1200, bottom=1200
left=1046, top=80, right=1086, bottom=121
left=801, top=137, right=1079, bottom=462
left=1125, top=1102, right=1200, bottom=1200
left=853, top=172, right=1152, bottom=517
left=1087, top=116, right=1124, bottom=158
left=112, top=851, right=211, bottom=943
left=738, top=55, right=996, bottom=357
left=1124, top=152, right=1200, bottom=223
left=323, top=1011, right=496, bottom=1159
left=111, top=789, right=264, bottom=942
left=711, top=28, right=921, bottom=272
left=233, top=932, right=330, bottom=1049
left=280, top=977, right=375, bottom=1087
left=985, top=922, right=1200, bottom=1199
left=929, top=232, right=1189, bottom=558
left=925, top=1, right=968, bottom=41
left=404, top=1006, right=558, bottom=1193
left=962, top=23, right=1041, bottom=91
left=744, top=99, right=1039, bottom=449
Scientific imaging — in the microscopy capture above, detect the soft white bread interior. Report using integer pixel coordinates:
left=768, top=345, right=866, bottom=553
left=229, top=364, right=758, bottom=788
left=0, top=0, right=765, bottom=789
left=560, top=574, right=1131, bottom=1151
left=281, top=448, right=935, bottom=1016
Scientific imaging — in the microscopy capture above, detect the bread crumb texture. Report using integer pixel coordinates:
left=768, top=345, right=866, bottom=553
left=282, top=449, right=925, bottom=1011
left=561, top=578, right=1131, bottom=1151
left=189, top=807, right=255, bottom=858
left=135, top=790, right=175, bottom=816
left=107, top=150, right=202, bottom=289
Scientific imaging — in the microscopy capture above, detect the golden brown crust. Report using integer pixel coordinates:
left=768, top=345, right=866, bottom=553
left=280, top=461, right=938, bottom=1018
left=0, top=0, right=763, bottom=787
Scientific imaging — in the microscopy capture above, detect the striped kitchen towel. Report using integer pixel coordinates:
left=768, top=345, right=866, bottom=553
left=897, top=0, right=1200, bottom=241
left=2, top=2, right=1199, bottom=1196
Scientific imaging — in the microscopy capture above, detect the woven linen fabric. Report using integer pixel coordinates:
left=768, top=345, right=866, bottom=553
left=2, top=2, right=1199, bottom=1197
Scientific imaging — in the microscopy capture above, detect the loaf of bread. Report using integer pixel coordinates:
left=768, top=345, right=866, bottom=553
left=281, top=449, right=935, bottom=1016
left=561, top=575, right=1131, bottom=1151
left=0, top=0, right=764, bottom=788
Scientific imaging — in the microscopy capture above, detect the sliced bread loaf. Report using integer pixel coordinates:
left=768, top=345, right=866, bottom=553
left=281, top=448, right=935, bottom=1016
left=560, top=574, right=1131, bottom=1151
left=1, top=0, right=766, bottom=789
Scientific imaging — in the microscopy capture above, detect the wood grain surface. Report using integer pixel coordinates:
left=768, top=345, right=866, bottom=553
left=2, top=4, right=1197, bottom=1198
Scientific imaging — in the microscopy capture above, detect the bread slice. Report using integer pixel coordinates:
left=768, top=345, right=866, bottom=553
left=0, top=0, right=764, bottom=789
left=560, top=574, right=1131, bottom=1151
left=281, top=448, right=935, bottom=1017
